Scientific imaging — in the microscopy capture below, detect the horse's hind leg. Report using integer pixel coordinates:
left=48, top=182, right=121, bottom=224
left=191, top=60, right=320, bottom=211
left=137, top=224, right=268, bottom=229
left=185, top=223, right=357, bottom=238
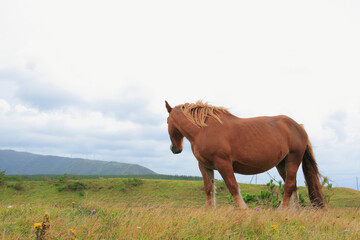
left=198, top=163, right=216, bottom=208
left=276, top=158, right=299, bottom=208
left=279, top=152, right=302, bottom=209
left=276, top=158, right=287, bottom=182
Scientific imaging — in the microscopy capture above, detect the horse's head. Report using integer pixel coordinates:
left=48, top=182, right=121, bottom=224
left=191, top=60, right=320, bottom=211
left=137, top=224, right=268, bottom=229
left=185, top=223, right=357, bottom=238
left=165, top=100, right=184, bottom=154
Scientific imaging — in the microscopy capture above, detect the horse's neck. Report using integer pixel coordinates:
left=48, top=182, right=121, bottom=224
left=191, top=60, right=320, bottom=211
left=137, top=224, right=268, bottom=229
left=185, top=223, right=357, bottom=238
left=176, top=114, right=200, bottom=143
left=176, top=110, right=233, bottom=142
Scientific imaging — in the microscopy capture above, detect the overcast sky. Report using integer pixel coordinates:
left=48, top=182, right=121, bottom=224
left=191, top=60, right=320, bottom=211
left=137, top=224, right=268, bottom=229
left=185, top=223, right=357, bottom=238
left=0, top=1, right=359, bottom=189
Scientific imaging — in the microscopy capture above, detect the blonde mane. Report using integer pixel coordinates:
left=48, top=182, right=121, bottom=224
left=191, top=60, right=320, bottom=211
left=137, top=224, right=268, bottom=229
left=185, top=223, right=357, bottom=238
left=178, top=101, right=229, bottom=128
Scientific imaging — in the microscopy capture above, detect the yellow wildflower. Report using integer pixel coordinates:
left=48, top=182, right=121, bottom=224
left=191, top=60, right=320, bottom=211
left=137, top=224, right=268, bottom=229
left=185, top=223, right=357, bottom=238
left=285, top=217, right=289, bottom=221
left=69, top=229, right=77, bottom=234
left=300, top=225, right=306, bottom=230
left=34, top=223, right=42, bottom=229
left=271, top=225, right=278, bottom=230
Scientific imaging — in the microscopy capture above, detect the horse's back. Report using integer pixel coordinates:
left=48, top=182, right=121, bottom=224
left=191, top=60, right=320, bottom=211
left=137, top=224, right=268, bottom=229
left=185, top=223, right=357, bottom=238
left=191, top=113, right=309, bottom=173
left=229, top=114, right=306, bottom=138
left=197, top=114, right=306, bottom=150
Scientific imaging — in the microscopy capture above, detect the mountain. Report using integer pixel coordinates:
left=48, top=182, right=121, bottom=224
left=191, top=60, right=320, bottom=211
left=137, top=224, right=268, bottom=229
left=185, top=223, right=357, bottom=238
left=0, top=149, right=156, bottom=175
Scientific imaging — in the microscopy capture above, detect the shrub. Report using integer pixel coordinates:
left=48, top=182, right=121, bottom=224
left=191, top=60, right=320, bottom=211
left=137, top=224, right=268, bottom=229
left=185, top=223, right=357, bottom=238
left=298, top=192, right=306, bottom=206
left=120, top=178, right=144, bottom=192
left=242, top=193, right=257, bottom=203
left=8, top=176, right=26, bottom=191
left=322, top=176, right=334, bottom=204
left=68, top=181, right=87, bottom=191
left=14, top=181, right=26, bottom=191
left=0, top=169, right=6, bottom=186
left=238, top=179, right=306, bottom=208
left=58, top=173, right=69, bottom=183
left=41, top=176, right=50, bottom=181
left=56, top=180, right=87, bottom=192
left=123, top=178, right=143, bottom=187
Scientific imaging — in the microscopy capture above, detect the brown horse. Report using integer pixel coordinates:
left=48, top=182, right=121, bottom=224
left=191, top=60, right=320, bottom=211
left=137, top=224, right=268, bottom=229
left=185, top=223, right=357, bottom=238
left=165, top=100, right=324, bottom=209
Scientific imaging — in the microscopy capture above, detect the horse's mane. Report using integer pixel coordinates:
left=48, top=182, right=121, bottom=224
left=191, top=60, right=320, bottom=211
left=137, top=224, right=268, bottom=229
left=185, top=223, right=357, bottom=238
left=178, top=101, right=229, bottom=128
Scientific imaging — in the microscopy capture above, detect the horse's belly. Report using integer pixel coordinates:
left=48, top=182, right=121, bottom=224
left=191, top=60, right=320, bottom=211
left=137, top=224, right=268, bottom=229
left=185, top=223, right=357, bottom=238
left=231, top=142, right=288, bottom=175
left=232, top=155, right=284, bottom=175
left=232, top=161, right=265, bottom=175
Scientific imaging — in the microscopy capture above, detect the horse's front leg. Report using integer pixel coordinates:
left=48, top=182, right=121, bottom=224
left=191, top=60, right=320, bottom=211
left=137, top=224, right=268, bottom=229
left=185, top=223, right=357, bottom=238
left=216, top=160, right=248, bottom=209
left=198, top=163, right=216, bottom=208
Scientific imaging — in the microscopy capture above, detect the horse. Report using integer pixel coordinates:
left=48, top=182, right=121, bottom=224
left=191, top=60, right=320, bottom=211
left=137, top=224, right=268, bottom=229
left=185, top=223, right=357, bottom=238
left=165, top=100, right=324, bottom=209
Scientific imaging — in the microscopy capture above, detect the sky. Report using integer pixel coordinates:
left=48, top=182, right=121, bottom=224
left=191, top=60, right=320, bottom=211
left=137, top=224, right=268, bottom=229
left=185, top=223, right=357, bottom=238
left=0, top=1, right=359, bottom=189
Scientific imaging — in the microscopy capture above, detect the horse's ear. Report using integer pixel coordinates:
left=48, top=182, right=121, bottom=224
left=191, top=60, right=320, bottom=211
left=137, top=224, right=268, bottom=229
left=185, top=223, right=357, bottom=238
left=165, top=100, right=172, bottom=113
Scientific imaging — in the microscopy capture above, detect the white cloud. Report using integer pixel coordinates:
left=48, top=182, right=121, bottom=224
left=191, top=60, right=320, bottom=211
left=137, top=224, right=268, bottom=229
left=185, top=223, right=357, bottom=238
left=0, top=99, right=10, bottom=113
left=14, top=104, right=38, bottom=114
left=0, top=0, right=359, bottom=189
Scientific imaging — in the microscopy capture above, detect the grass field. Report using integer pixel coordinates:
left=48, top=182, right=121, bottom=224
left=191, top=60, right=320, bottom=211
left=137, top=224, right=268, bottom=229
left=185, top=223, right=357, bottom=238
left=1, top=178, right=359, bottom=239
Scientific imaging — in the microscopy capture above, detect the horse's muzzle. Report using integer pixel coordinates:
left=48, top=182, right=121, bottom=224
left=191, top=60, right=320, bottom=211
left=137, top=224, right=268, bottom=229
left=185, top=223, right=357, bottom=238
left=170, top=144, right=182, bottom=154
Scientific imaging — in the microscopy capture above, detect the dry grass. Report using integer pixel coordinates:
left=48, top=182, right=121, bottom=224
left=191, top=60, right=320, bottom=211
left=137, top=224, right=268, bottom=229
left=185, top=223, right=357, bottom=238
left=1, top=200, right=359, bottom=239
left=0, top=178, right=359, bottom=239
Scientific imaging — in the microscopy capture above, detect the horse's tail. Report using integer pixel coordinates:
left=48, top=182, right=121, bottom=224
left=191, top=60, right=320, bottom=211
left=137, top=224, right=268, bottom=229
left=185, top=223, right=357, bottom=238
left=302, top=140, right=325, bottom=208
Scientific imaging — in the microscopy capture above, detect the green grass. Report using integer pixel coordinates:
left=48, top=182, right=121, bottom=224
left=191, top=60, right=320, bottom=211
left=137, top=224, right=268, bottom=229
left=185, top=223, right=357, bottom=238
left=1, top=178, right=359, bottom=239
left=5, top=174, right=203, bottom=182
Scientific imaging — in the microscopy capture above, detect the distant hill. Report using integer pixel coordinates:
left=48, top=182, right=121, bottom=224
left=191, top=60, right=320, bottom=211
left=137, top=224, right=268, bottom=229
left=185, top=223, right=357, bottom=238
left=0, top=149, right=156, bottom=175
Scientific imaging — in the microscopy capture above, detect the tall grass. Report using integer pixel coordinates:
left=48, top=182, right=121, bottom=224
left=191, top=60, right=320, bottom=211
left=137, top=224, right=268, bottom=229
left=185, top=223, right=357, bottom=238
left=0, top=178, right=359, bottom=239
left=1, top=201, right=359, bottom=239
